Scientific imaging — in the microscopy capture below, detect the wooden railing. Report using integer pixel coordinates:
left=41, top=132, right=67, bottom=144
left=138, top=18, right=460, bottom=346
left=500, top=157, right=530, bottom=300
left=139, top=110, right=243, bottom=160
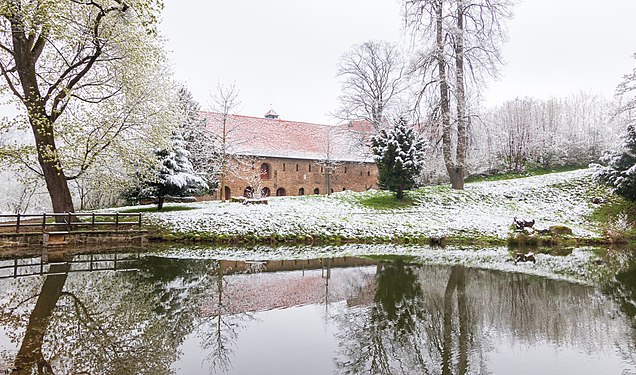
left=0, top=212, right=143, bottom=234
left=0, top=253, right=140, bottom=279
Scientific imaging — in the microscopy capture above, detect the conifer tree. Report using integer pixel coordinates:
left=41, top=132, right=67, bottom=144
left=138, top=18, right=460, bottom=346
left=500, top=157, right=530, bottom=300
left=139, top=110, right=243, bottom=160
left=597, top=53, right=636, bottom=201
left=127, top=132, right=207, bottom=210
left=596, top=124, right=636, bottom=201
left=371, top=118, right=428, bottom=199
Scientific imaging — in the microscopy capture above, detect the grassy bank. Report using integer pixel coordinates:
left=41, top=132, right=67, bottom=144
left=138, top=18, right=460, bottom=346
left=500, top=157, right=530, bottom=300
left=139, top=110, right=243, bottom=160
left=131, top=168, right=626, bottom=248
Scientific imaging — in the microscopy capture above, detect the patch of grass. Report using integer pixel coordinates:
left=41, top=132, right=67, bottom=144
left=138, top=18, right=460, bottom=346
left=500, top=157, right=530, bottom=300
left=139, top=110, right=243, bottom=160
left=119, top=205, right=197, bottom=213
left=466, top=165, right=585, bottom=183
left=589, top=196, right=636, bottom=242
left=358, top=192, right=416, bottom=210
left=590, top=196, right=636, bottom=224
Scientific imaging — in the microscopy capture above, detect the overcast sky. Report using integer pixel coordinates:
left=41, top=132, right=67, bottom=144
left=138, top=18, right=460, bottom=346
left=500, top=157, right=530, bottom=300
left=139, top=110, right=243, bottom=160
left=159, top=0, right=636, bottom=125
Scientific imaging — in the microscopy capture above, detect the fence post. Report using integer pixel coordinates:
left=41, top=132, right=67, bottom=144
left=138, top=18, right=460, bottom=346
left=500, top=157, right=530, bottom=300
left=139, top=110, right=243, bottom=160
left=42, top=213, right=46, bottom=233
left=115, top=212, right=119, bottom=231
left=138, top=213, right=142, bottom=229
left=16, top=213, right=20, bottom=234
left=67, top=212, right=71, bottom=232
left=92, top=212, right=95, bottom=231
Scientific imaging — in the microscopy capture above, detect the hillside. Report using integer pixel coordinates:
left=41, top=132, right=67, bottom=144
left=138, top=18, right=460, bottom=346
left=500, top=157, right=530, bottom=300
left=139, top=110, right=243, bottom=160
left=141, top=169, right=607, bottom=244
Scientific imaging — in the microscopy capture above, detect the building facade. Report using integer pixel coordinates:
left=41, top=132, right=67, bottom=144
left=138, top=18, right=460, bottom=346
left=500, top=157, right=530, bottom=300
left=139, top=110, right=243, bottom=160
left=200, top=111, right=378, bottom=199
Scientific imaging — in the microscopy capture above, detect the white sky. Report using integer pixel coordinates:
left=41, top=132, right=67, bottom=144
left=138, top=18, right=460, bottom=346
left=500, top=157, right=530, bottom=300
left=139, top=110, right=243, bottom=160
left=159, top=0, right=636, bottom=124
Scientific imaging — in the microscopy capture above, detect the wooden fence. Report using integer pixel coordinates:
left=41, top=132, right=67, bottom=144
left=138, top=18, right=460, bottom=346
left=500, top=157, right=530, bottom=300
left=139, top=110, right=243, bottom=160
left=0, top=212, right=143, bottom=234
left=0, top=253, right=140, bottom=279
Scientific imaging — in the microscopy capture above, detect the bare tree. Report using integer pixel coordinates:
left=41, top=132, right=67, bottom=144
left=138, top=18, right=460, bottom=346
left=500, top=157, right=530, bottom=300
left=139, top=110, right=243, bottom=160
left=316, top=127, right=345, bottom=195
left=336, top=40, right=405, bottom=129
left=406, top=0, right=512, bottom=189
left=210, top=81, right=241, bottom=200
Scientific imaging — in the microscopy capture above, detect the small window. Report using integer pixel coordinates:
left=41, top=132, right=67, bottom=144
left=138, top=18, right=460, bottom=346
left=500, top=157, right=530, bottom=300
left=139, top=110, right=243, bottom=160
left=320, top=166, right=323, bottom=173
left=344, top=166, right=347, bottom=174
left=261, top=187, right=270, bottom=197
left=283, top=163, right=286, bottom=172
left=309, top=165, right=312, bottom=172
left=296, top=164, right=299, bottom=172
left=276, top=187, right=286, bottom=196
left=260, top=163, right=271, bottom=180
left=367, top=171, right=371, bottom=176
left=342, top=187, right=346, bottom=191
left=299, top=187, right=305, bottom=196
left=360, top=171, right=363, bottom=176
left=243, top=187, right=253, bottom=198
left=313, top=188, right=320, bottom=195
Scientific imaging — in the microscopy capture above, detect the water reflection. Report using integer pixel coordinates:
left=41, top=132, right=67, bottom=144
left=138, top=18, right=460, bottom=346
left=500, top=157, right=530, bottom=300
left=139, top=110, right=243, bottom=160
left=0, top=250, right=634, bottom=374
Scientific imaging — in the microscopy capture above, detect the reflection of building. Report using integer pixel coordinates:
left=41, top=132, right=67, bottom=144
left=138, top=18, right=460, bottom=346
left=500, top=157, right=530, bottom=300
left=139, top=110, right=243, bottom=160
left=200, top=111, right=378, bottom=199
left=202, top=257, right=378, bottom=316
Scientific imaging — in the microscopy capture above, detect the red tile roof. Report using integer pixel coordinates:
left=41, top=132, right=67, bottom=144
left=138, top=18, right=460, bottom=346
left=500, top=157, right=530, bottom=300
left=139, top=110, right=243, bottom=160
left=200, top=111, right=374, bottom=163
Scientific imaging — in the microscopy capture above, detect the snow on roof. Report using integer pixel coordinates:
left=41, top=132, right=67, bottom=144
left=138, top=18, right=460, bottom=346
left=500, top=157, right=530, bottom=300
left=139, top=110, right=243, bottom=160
left=199, top=111, right=374, bottom=163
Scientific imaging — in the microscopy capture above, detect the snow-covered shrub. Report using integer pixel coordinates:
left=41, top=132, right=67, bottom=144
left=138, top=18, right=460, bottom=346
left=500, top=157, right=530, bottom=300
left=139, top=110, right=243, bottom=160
left=125, top=131, right=208, bottom=209
left=371, top=117, right=428, bottom=198
left=595, top=124, right=636, bottom=201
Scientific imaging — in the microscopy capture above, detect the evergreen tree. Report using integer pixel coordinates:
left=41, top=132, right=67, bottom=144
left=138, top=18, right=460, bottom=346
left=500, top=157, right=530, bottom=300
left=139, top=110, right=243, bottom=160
left=127, top=132, right=208, bottom=210
left=371, top=118, right=428, bottom=199
left=178, top=87, right=219, bottom=193
left=596, top=124, right=636, bottom=201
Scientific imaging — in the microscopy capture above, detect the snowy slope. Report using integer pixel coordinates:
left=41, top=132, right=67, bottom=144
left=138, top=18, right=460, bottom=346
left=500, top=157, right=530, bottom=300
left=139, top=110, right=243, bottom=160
left=142, top=169, right=602, bottom=240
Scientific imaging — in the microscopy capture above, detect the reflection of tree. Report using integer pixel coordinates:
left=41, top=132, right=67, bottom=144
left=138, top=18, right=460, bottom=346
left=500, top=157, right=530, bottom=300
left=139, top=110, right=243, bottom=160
left=200, top=261, right=252, bottom=373
left=440, top=266, right=470, bottom=375
left=337, top=262, right=634, bottom=375
left=12, top=263, right=70, bottom=374
left=603, top=260, right=636, bottom=368
left=1, top=254, right=218, bottom=374
left=336, top=261, right=428, bottom=374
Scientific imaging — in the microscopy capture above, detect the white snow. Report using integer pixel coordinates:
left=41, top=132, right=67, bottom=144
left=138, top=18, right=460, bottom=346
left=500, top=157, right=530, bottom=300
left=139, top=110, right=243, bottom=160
left=153, top=244, right=604, bottom=285
left=138, top=168, right=602, bottom=240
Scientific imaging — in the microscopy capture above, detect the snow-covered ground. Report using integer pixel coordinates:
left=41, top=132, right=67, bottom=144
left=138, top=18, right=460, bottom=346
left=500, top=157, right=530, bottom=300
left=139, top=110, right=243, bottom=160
left=139, top=169, right=603, bottom=241
left=156, top=243, right=605, bottom=285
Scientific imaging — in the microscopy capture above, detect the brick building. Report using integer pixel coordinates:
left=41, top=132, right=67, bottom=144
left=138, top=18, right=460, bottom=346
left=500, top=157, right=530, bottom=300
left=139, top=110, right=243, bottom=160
left=200, top=111, right=378, bottom=199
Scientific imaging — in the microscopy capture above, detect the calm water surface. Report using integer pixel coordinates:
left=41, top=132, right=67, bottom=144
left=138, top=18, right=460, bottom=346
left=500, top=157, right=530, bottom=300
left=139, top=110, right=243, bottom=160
left=0, top=248, right=634, bottom=374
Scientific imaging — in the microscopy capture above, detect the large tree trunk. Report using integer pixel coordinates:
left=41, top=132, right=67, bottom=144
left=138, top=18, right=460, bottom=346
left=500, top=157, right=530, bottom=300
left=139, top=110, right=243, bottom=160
left=452, top=0, right=467, bottom=190
left=435, top=1, right=459, bottom=191
left=31, top=113, right=76, bottom=214
left=11, top=16, right=75, bottom=214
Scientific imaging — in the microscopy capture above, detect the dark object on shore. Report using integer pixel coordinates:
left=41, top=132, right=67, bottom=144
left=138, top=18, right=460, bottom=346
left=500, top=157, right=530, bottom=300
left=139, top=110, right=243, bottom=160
left=515, top=252, right=536, bottom=264
left=591, top=197, right=605, bottom=204
left=513, top=217, right=535, bottom=231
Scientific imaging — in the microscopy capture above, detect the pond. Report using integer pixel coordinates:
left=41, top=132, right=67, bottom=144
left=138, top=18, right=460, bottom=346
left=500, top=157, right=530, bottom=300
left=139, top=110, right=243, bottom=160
left=0, top=245, right=635, bottom=374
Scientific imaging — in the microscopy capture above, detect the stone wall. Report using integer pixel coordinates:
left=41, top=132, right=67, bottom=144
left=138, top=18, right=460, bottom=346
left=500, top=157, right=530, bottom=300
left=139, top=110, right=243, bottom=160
left=0, top=231, right=147, bottom=248
left=218, top=157, right=378, bottom=199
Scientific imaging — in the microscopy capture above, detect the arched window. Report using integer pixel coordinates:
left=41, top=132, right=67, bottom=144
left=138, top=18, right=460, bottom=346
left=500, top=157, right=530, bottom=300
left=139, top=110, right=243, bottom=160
left=276, top=187, right=286, bottom=196
left=261, top=187, right=270, bottom=197
left=313, top=188, right=320, bottom=195
left=298, top=188, right=305, bottom=196
left=224, top=186, right=231, bottom=200
left=260, top=163, right=271, bottom=180
left=243, top=187, right=253, bottom=198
